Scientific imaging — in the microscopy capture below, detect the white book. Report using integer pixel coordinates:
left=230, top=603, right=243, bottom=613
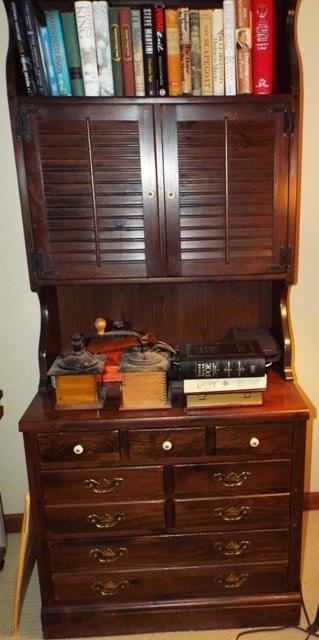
left=223, top=0, right=236, bottom=96
left=75, top=0, right=100, bottom=96
left=183, top=375, right=267, bottom=394
left=93, top=0, right=114, bottom=96
left=131, top=9, right=145, bottom=97
left=212, top=8, right=225, bottom=96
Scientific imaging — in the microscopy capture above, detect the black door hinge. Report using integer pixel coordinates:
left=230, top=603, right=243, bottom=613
left=16, top=109, right=39, bottom=142
left=31, top=249, right=58, bottom=277
left=266, top=246, right=292, bottom=273
left=283, top=110, right=295, bottom=136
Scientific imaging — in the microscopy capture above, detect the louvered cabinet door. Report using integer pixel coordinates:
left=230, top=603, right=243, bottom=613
left=161, top=101, right=291, bottom=278
left=18, top=103, right=163, bottom=283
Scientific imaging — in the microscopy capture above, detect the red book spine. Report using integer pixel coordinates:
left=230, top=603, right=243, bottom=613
left=251, top=0, right=275, bottom=94
left=119, top=7, right=135, bottom=96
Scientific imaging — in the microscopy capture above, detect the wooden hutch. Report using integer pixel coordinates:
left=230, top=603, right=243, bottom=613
left=3, top=0, right=309, bottom=638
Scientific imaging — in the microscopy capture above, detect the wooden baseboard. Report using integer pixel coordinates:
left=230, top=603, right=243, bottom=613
left=4, top=492, right=319, bottom=533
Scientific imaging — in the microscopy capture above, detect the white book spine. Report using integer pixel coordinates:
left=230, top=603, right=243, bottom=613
left=131, top=9, right=145, bottom=97
left=75, top=0, right=100, bottom=96
left=183, top=375, right=267, bottom=394
left=212, top=8, right=225, bottom=96
left=223, top=0, right=236, bottom=96
left=93, top=0, right=114, bottom=96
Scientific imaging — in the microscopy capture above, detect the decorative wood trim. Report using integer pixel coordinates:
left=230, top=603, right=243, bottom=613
left=4, top=492, right=319, bottom=533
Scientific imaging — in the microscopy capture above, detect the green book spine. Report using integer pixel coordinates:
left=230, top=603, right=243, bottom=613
left=61, top=11, right=85, bottom=96
left=109, top=6, right=124, bottom=96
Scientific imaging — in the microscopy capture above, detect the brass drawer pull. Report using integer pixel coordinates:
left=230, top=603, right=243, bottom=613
left=73, top=444, right=84, bottom=455
left=162, top=440, right=173, bottom=451
left=91, top=579, right=130, bottom=597
left=213, top=539, right=251, bottom=557
left=215, top=573, right=249, bottom=589
left=250, top=437, right=260, bottom=448
left=87, top=513, right=125, bottom=529
left=83, top=477, right=123, bottom=494
left=212, top=471, right=252, bottom=487
left=89, top=546, right=128, bottom=563
left=214, top=505, right=251, bottom=522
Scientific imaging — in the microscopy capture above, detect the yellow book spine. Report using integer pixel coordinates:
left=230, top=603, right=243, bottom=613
left=200, top=9, right=213, bottom=96
left=165, top=9, right=182, bottom=96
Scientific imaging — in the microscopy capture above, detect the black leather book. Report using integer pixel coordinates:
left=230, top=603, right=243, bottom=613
left=173, top=340, right=266, bottom=379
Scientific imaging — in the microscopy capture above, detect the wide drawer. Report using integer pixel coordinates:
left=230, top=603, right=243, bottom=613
left=174, top=461, right=291, bottom=496
left=45, top=501, right=166, bottom=536
left=41, top=466, right=164, bottom=504
left=51, top=564, right=289, bottom=604
left=38, top=431, right=119, bottom=468
left=215, top=424, right=292, bottom=456
left=174, top=495, right=290, bottom=530
left=128, top=427, right=206, bottom=460
left=49, top=530, right=289, bottom=572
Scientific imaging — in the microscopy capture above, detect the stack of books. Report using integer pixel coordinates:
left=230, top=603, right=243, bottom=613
left=172, top=340, right=267, bottom=408
left=9, top=0, right=276, bottom=98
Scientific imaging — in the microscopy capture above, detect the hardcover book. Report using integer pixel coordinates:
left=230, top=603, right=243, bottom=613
left=165, top=8, right=182, bottom=96
left=212, top=8, right=225, bottom=96
left=235, top=0, right=253, bottom=94
left=179, top=7, right=192, bottom=95
left=21, top=0, right=50, bottom=95
left=199, top=9, right=213, bottom=96
left=75, top=0, right=100, bottom=96
left=176, top=340, right=266, bottom=379
left=189, top=10, right=201, bottom=96
left=39, top=25, right=59, bottom=96
left=109, top=6, right=124, bottom=96
left=119, top=7, right=135, bottom=96
left=223, top=0, right=237, bottom=95
left=9, top=0, right=38, bottom=95
left=183, top=375, right=267, bottom=394
left=93, top=0, right=114, bottom=96
left=186, top=390, right=263, bottom=408
left=154, top=5, right=167, bottom=96
left=45, top=9, right=72, bottom=96
left=141, top=6, right=157, bottom=96
left=131, top=8, right=145, bottom=96
left=60, top=11, right=85, bottom=96
left=252, top=0, right=275, bottom=94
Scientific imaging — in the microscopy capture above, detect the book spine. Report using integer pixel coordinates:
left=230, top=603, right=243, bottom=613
left=21, top=0, right=50, bottom=95
left=235, top=0, right=252, bottom=94
left=154, top=5, right=167, bottom=97
left=60, top=12, right=85, bottom=97
left=39, top=25, right=60, bottom=96
left=75, top=0, right=100, bottom=96
left=200, top=9, right=213, bottom=96
left=45, top=10, right=72, bottom=96
left=183, top=375, right=267, bottom=393
left=141, top=6, right=157, bottom=97
left=131, top=9, right=145, bottom=97
left=251, top=0, right=275, bottom=94
left=92, top=0, right=114, bottom=96
left=212, top=8, right=225, bottom=96
left=109, top=7, right=124, bottom=97
left=165, top=8, right=182, bottom=96
left=179, top=7, right=192, bottom=95
left=178, top=356, right=266, bottom=379
left=9, top=0, right=38, bottom=95
left=119, top=7, right=135, bottom=97
left=189, top=10, right=201, bottom=96
left=223, top=0, right=237, bottom=96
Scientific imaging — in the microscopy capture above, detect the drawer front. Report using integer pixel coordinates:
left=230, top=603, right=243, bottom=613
left=49, top=530, right=289, bottom=572
left=45, top=501, right=166, bottom=536
left=41, top=466, right=164, bottom=504
left=51, top=564, right=288, bottom=604
left=38, top=431, right=119, bottom=468
left=215, top=424, right=292, bottom=456
left=174, top=461, right=291, bottom=496
left=174, top=495, right=290, bottom=530
left=129, top=427, right=206, bottom=460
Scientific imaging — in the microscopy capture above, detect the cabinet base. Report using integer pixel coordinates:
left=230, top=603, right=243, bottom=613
left=42, top=595, right=301, bottom=639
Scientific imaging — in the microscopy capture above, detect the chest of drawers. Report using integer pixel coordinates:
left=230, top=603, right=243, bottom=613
left=20, top=378, right=308, bottom=639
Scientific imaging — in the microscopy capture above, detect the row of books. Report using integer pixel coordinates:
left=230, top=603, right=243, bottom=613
left=10, top=0, right=275, bottom=98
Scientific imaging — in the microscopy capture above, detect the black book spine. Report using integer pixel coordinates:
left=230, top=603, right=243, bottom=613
left=141, top=6, right=157, bottom=97
left=154, top=5, right=167, bottom=96
left=9, top=0, right=38, bottom=95
left=177, top=357, right=266, bottom=379
left=21, top=0, right=50, bottom=95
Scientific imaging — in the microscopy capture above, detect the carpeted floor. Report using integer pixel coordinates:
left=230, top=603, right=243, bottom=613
left=1, top=511, right=319, bottom=640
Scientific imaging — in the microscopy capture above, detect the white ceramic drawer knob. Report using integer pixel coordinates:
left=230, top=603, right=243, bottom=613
left=249, top=437, right=260, bottom=448
left=73, top=444, right=84, bottom=455
left=162, top=440, right=173, bottom=451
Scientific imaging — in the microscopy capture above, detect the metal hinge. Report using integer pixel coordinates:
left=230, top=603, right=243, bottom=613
left=266, top=246, right=292, bottom=273
left=16, top=109, right=39, bottom=142
left=283, top=110, right=295, bottom=136
left=31, top=249, right=58, bottom=277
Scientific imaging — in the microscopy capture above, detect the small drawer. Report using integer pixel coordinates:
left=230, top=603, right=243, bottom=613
left=174, top=460, right=291, bottom=496
left=45, top=501, right=166, bottom=536
left=129, top=427, right=205, bottom=460
left=41, top=466, right=164, bottom=504
left=38, top=431, right=119, bottom=468
left=49, top=529, right=289, bottom=573
left=215, top=423, right=292, bottom=456
left=51, top=564, right=288, bottom=604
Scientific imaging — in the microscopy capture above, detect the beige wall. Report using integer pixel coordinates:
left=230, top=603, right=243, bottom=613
left=0, top=1, right=318, bottom=514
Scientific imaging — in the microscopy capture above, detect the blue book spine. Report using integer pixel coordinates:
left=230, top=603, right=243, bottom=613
left=39, top=26, right=60, bottom=96
left=45, top=9, right=72, bottom=96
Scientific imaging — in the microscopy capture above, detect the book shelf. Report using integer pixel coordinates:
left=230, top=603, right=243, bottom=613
left=3, top=0, right=310, bottom=638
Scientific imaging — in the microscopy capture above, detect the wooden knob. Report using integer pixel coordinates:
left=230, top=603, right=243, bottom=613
left=94, top=317, right=107, bottom=336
